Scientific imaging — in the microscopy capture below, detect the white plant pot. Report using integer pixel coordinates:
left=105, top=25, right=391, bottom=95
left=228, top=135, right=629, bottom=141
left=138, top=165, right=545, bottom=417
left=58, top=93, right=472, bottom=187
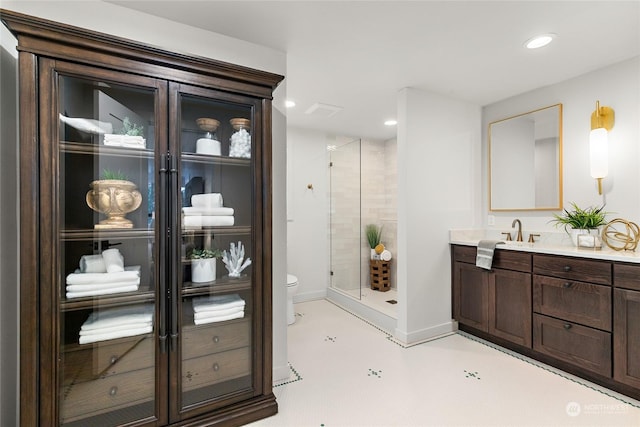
left=191, top=258, right=217, bottom=283
left=569, top=228, right=600, bottom=247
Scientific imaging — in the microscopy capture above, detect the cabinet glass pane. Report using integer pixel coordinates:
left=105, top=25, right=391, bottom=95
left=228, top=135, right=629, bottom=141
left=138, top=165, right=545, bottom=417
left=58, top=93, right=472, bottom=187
left=57, top=75, right=157, bottom=426
left=178, top=94, right=254, bottom=407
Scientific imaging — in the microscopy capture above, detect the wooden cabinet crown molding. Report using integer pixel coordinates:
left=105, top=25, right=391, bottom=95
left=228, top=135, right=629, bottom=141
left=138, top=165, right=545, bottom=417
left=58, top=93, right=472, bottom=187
left=0, top=8, right=283, bottom=97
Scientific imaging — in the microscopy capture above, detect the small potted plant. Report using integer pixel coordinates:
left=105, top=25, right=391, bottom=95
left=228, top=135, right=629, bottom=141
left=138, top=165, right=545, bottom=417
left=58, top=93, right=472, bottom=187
left=549, top=202, right=608, bottom=246
left=85, top=168, right=142, bottom=229
left=365, top=224, right=383, bottom=260
left=189, top=248, right=223, bottom=283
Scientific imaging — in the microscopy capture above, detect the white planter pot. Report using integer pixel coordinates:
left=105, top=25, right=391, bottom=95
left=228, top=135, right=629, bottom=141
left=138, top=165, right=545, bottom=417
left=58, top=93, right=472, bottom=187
left=191, top=258, right=217, bottom=283
left=569, top=228, right=600, bottom=247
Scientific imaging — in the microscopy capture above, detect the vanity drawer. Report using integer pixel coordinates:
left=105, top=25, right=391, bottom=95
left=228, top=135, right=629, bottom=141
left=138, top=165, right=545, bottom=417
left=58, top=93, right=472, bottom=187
left=182, top=318, right=250, bottom=360
left=533, top=275, right=611, bottom=331
left=182, top=347, right=250, bottom=391
left=533, top=314, right=611, bottom=377
left=533, top=254, right=611, bottom=285
left=62, top=366, right=154, bottom=423
left=453, top=245, right=531, bottom=272
left=614, top=263, right=640, bottom=291
left=63, top=335, right=154, bottom=385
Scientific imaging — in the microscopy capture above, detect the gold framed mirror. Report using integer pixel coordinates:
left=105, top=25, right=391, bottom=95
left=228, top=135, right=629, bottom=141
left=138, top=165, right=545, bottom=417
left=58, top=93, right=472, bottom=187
left=489, top=104, right=563, bottom=211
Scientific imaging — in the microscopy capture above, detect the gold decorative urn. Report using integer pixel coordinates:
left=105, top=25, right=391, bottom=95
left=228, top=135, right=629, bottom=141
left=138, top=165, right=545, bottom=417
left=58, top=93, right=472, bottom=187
left=86, top=179, right=143, bottom=229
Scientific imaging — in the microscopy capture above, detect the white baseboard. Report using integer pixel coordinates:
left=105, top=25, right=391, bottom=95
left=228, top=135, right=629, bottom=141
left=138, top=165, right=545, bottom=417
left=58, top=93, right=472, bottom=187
left=394, top=320, right=457, bottom=345
left=273, top=363, right=291, bottom=382
left=293, top=289, right=327, bottom=303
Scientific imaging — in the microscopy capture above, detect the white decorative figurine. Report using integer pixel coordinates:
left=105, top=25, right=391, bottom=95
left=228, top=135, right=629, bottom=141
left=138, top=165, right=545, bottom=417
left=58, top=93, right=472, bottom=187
left=222, top=241, right=252, bottom=278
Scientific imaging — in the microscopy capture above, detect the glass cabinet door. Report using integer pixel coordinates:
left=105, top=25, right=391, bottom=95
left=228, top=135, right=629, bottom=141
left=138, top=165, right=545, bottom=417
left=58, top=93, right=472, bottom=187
left=170, top=84, right=262, bottom=419
left=52, top=62, right=167, bottom=426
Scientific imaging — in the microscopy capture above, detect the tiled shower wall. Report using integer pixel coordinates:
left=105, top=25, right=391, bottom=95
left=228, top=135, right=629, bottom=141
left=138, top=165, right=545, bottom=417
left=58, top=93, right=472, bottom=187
left=330, top=138, right=397, bottom=292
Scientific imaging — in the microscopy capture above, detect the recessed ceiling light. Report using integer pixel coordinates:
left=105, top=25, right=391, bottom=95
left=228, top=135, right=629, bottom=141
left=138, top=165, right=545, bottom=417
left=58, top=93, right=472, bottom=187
left=285, top=100, right=296, bottom=108
left=524, top=33, right=556, bottom=49
left=384, top=120, right=398, bottom=126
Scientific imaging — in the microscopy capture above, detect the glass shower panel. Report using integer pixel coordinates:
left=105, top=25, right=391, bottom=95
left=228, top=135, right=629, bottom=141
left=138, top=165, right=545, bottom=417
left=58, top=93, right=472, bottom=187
left=330, top=139, right=362, bottom=299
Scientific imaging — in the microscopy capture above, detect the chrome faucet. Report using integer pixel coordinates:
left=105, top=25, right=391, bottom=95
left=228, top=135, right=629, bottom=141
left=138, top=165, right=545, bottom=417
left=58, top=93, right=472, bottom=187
left=512, top=219, right=523, bottom=242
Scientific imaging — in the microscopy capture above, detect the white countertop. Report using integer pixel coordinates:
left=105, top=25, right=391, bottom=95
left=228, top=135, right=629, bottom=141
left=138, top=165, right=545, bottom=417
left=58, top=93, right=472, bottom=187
left=450, top=229, right=640, bottom=264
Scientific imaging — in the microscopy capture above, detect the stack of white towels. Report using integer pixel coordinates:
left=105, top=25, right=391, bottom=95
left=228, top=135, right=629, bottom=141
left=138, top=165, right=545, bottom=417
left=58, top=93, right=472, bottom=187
left=65, top=248, right=140, bottom=299
left=103, top=133, right=146, bottom=149
left=192, top=294, right=245, bottom=325
left=79, top=303, right=154, bottom=344
left=182, top=193, right=235, bottom=228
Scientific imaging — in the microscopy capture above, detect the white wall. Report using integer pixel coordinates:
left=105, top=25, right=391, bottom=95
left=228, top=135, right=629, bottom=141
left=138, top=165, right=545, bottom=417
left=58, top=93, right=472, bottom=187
left=286, top=127, right=331, bottom=301
left=396, top=87, right=482, bottom=344
left=0, top=2, right=289, bottom=422
left=483, top=56, right=640, bottom=233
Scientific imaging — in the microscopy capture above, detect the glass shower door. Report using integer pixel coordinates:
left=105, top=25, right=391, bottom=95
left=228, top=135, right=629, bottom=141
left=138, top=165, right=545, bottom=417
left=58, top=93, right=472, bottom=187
left=329, top=139, right=362, bottom=299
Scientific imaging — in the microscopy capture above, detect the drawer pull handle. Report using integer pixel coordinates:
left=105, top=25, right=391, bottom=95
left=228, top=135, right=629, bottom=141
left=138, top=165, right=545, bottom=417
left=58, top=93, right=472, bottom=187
left=212, top=363, right=220, bottom=372
left=563, top=323, right=572, bottom=330
left=563, top=265, right=572, bottom=272
left=110, top=355, right=119, bottom=365
left=212, top=336, right=220, bottom=344
left=109, top=386, right=118, bottom=397
left=562, top=282, right=571, bottom=288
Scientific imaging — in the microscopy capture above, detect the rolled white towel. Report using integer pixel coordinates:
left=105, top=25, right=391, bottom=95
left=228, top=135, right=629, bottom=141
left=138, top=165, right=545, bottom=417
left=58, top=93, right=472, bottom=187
left=380, top=249, right=392, bottom=261
left=79, top=254, right=107, bottom=273
left=191, top=193, right=223, bottom=208
left=102, top=248, right=124, bottom=273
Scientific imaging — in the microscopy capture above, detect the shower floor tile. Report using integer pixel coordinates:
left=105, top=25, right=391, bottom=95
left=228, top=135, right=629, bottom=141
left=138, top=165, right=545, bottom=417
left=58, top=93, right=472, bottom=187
left=248, top=299, right=640, bottom=427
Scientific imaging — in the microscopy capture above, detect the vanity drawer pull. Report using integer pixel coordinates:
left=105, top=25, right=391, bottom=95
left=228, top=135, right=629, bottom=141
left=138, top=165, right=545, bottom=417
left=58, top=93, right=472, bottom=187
left=212, top=336, right=220, bottom=344
left=562, top=282, right=571, bottom=288
left=212, top=363, right=220, bottom=372
left=563, top=323, right=572, bottom=330
left=563, top=265, right=572, bottom=272
left=109, top=386, right=118, bottom=397
left=110, top=355, right=119, bottom=365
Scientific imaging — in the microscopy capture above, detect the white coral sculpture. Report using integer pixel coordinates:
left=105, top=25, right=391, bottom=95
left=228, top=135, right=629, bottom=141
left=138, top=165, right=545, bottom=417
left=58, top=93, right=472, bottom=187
left=222, top=241, right=252, bottom=278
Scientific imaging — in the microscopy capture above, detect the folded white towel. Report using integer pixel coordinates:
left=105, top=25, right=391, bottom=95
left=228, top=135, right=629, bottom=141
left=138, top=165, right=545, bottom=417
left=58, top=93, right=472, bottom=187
left=182, top=207, right=235, bottom=216
left=102, top=248, right=125, bottom=273
left=191, top=193, right=223, bottom=208
left=81, top=304, right=154, bottom=331
left=66, top=268, right=140, bottom=285
left=103, top=134, right=146, bottom=149
left=193, top=311, right=244, bottom=325
left=193, top=306, right=244, bottom=321
left=66, top=278, right=140, bottom=291
left=79, top=321, right=153, bottom=336
left=183, top=215, right=234, bottom=228
left=476, top=240, right=504, bottom=270
left=66, top=284, right=139, bottom=299
left=79, top=325, right=153, bottom=345
left=79, top=254, right=107, bottom=273
left=192, top=294, right=245, bottom=313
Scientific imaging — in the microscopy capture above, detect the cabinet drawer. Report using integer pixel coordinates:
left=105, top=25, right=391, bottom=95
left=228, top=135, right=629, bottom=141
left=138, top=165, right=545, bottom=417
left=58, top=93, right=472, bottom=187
left=182, top=318, right=250, bottom=360
left=533, top=275, right=611, bottom=331
left=63, top=336, right=153, bottom=385
left=614, top=263, right=640, bottom=291
left=453, top=245, right=531, bottom=272
left=183, top=347, right=250, bottom=391
left=62, top=367, right=154, bottom=423
left=533, top=254, right=611, bottom=285
left=533, top=314, right=611, bottom=377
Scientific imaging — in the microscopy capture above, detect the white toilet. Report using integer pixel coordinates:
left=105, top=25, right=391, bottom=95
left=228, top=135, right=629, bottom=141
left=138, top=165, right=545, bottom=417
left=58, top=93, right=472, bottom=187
left=286, top=274, right=299, bottom=325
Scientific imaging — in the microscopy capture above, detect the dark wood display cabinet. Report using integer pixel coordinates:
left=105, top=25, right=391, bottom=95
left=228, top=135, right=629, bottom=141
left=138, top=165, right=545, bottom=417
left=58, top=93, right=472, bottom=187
left=451, top=244, right=640, bottom=401
left=2, top=9, right=283, bottom=427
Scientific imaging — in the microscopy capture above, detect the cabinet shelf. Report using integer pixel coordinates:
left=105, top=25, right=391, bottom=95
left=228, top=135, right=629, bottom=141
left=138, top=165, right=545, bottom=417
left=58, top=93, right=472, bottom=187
left=181, top=226, right=251, bottom=237
left=61, top=141, right=154, bottom=159
left=61, top=286, right=156, bottom=312
left=182, top=276, right=251, bottom=298
left=61, top=228, right=154, bottom=241
left=180, top=152, right=251, bottom=167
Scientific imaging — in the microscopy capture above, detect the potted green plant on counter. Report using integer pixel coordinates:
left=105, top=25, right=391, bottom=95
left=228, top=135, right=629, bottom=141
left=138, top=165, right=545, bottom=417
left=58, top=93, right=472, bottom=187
left=189, top=248, right=223, bottom=283
left=365, top=224, right=383, bottom=260
left=550, top=202, right=608, bottom=246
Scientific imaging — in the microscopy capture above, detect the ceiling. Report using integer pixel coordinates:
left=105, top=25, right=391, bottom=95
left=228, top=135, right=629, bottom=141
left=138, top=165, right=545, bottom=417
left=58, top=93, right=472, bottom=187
left=108, top=1, right=640, bottom=141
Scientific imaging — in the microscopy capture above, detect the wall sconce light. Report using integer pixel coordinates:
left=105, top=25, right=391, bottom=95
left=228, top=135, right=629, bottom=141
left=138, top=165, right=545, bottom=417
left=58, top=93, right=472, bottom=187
left=589, top=100, right=614, bottom=194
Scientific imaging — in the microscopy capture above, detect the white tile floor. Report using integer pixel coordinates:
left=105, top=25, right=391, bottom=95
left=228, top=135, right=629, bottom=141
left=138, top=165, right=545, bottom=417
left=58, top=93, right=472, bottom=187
left=249, top=299, right=640, bottom=427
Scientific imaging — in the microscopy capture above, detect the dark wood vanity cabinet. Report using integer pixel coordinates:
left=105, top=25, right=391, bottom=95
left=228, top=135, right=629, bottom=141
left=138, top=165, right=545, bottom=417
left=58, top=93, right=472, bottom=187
left=452, top=244, right=640, bottom=401
left=2, top=9, right=283, bottom=427
left=452, top=245, right=532, bottom=348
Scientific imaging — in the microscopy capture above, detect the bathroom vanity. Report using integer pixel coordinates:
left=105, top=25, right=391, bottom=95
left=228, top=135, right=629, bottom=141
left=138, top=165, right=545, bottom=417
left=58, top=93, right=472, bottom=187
left=451, top=238, right=640, bottom=400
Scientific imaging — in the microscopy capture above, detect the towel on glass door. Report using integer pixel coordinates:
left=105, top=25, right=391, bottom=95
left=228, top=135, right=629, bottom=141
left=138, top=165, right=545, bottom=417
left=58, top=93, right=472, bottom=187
left=475, top=240, right=504, bottom=270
